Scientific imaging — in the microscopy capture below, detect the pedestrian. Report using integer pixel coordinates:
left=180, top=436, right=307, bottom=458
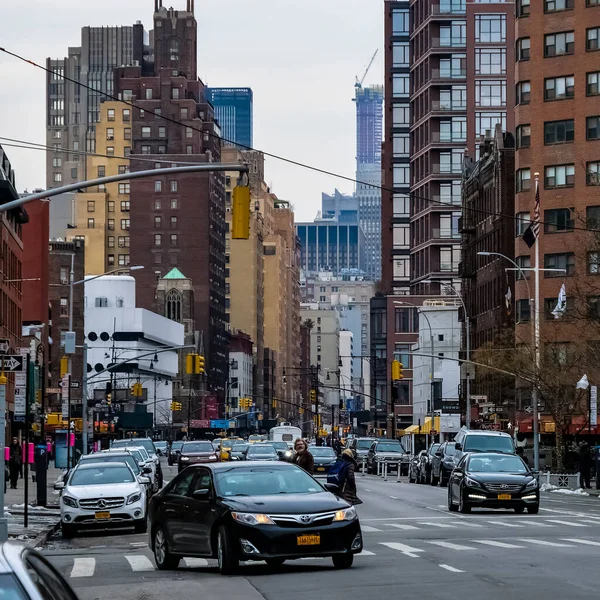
left=8, top=437, right=22, bottom=490
left=333, top=437, right=341, bottom=456
left=316, top=437, right=323, bottom=447
left=516, top=446, right=529, bottom=467
left=578, top=442, right=593, bottom=489
left=292, top=438, right=314, bottom=474
left=338, top=449, right=362, bottom=505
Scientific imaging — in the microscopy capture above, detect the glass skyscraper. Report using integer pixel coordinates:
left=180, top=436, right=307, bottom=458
left=206, top=88, right=253, bottom=149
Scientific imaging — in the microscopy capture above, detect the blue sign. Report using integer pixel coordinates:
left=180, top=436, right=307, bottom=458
left=210, top=419, right=230, bottom=429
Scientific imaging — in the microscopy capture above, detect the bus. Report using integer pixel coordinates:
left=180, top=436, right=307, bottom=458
left=269, top=424, right=302, bottom=447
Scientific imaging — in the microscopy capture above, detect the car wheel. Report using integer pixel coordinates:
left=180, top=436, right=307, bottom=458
left=217, top=525, right=239, bottom=575
left=459, top=489, right=471, bottom=514
left=134, top=519, right=148, bottom=534
left=265, top=558, right=286, bottom=568
left=61, top=523, right=77, bottom=539
left=152, top=476, right=160, bottom=493
left=153, top=526, right=180, bottom=570
left=527, top=505, right=539, bottom=514
left=332, top=554, right=354, bottom=569
left=514, top=506, right=525, bottom=514
left=447, top=486, right=458, bottom=512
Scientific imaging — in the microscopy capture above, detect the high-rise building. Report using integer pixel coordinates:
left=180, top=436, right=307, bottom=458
left=355, top=85, right=383, bottom=166
left=46, top=23, right=147, bottom=188
left=321, top=189, right=358, bottom=223
left=206, top=88, right=253, bottom=149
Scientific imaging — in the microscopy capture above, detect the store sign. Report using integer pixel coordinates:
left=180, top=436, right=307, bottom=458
left=591, top=386, right=597, bottom=427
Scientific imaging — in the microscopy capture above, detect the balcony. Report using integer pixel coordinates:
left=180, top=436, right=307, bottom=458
left=432, top=164, right=463, bottom=175
left=430, top=39, right=467, bottom=51
left=430, top=101, right=467, bottom=114
left=432, top=228, right=461, bottom=240
left=431, top=2, right=466, bottom=16
left=431, top=132, right=467, bottom=144
left=439, top=262, right=459, bottom=273
left=430, top=69, right=466, bottom=83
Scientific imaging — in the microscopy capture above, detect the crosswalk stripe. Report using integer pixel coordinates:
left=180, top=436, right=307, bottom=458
left=183, top=558, right=209, bottom=568
left=389, top=523, right=419, bottom=530
left=361, top=525, right=382, bottom=532
left=518, top=539, right=573, bottom=548
left=418, top=522, right=456, bottom=529
left=125, top=555, right=155, bottom=572
left=451, top=521, right=483, bottom=528
left=561, top=538, right=600, bottom=546
left=379, top=542, right=424, bottom=557
left=360, top=550, right=376, bottom=556
left=301, top=557, right=325, bottom=561
left=486, top=520, right=523, bottom=528
left=546, top=520, right=588, bottom=527
left=426, top=541, right=475, bottom=551
left=70, top=558, right=95, bottom=578
left=439, top=564, right=465, bottom=573
left=475, top=540, right=525, bottom=549
left=516, top=520, right=555, bottom=527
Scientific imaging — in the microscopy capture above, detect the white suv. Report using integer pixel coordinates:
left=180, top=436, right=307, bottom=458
left=60, top=462, right=147, bottom=538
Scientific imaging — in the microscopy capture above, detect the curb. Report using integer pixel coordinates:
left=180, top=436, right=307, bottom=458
left=27, top=520, right=60, bottom=549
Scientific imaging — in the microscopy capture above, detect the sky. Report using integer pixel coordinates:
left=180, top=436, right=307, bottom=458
left=0, top=0, right=384, bottom=222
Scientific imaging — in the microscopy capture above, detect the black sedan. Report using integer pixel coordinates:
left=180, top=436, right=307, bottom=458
left=245, top=444, right=279, bottom=462
left=229, top=443, right=249, bottom=461
left=168, top=441, right=183, bottom=466
left=448, top=453, right=539, bottom=514
left=431, top=441, right=456, bottom=487
left=269, top=441, right=293, bottom=462
left=309, top=446, right=338, bottom=475
left=148, top=462, right=362, bottom=574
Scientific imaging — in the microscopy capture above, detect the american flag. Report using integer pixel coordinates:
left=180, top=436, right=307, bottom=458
left=532, top=178, right=541, bottom=239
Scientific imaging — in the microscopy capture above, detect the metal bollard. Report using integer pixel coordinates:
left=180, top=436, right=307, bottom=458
left=383, top=461, right=388, bottom=480
left=377, top=460, right=382, bottom=476
left=397, top=461, right=402, bottom=483
left=361, top=457, right=367, bottom=476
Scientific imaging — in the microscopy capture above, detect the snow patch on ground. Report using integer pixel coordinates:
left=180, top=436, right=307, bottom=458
left=541, top=483, right=589, bottom=495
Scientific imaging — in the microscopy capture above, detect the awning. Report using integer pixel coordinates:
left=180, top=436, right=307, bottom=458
left=421, top=416, right=441, bottom=434
left=404, top=424, right=420, bottom=434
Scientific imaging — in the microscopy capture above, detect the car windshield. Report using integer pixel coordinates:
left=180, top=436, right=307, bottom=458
left=445, top=444, right=456, bottom=456
left=172, top=442, right=183, bottom=450
left=249, top=435, right=262, bottom=441
left=377, top=442, right=403, bottom=453
left=70, top=465, right=135, bottom=486
left=128, top=446, right=150, bottom=461
left=468, top=455, right=528, bottom=474
left=269, top=442, right=288, bottom=450
left=357, top=439, right=376, bottom=450
left=310, top=447, right=336, bottom=458
left=222, top=439, right=241, bottom=448
left=232, top=444, right=249, bottom=452
left=112, top=439, right=156, bottom=455
left=155, top=442, right=167, bottom=449
left=86, top=454, right=140, bottom=474
left=129, top=450, right=143, bottom=463
left=247, top=445, right=277, bottom=456
left=464, top=435, right=514, bottom=453
left=215, top=467, right=322, bottom=496
left=182, top=442, right=213, bottom=453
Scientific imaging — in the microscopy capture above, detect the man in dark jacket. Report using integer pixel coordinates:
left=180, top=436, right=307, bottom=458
left=292, top=439, right=314, bottom=474
left=8, top=438, right=22, bottom=489
left=579, top=442, right=593, bottom=489
left=339, top=449, right=362, bottom=505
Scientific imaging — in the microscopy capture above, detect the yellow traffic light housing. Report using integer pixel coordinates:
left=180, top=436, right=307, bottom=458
left=60, top=356, right=68, bottom=378
left=131, top=382, right=143, bottom=397
left=391, top=359, right=403, bottom=382
left=310, top=389, right=316, bottom=403
left=231, top=185, right=251, bottom=239
left=195, top=355, right=205, bottom=375
left=186, top=353, right=194, bottom=375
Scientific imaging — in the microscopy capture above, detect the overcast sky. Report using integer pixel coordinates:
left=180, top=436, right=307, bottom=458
left=0, top=0, right=383, bottom=221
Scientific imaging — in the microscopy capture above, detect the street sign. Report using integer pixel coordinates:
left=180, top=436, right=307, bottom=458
left=58, top=380, right=80, bottom=389
left=0, top=355, right=23, bottom=371
left=0, top=339, right=9, bottom=354
left=591, top=385, right=597, bottom=427
left=61, top=375, right=70, bottom=418
left=47, top=388, right=61, bottom=394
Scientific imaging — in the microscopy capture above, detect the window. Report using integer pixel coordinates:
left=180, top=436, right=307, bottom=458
left=170, top=181, right=178, bottom=192
left=108, top=236, right=115, bottom=248
left=439, top=149, right=463, bottom=173
left=124, top=147, right=131, bottom=157
left=393, top=194, right=410, bottom=217
left=118, top=254, right=130, bottom=266
left=393, top=257, right=410, bottom=279
left=52, top=130, right=62, bottom=139
left=106, top=128, right=114, bottom=140
left=118, top=183, right=130, bottom=194
left=393, top=166, right=410, bottom=186
left=52, top=157, right=62, bottom=168
left=171, top=198, right=178, bottom=209
left=587, top=116, right=600, bottom=140
left=475, top=48, right=506, bottom=75
left=393, top=74, right=410, bottom=97
left=186, top=127, right=193, bottom=139
left=440, top=246, right=459, bottom=272
left=107, top=109, right=115, bottom=121
left=118, top=165, right=129, bottom=175
left=170, top=216, right=178, bottom=228
left=516, top=212, right=531, bottom=235
left=475, top=112, right=506, bottom=138
left=393, top=42, right=410, bottom=67
left=142, top=126, right=151, bottom=138
left=172, top=88, right=180, bottom=99
left=107, top=254, right=115, bottom=266
left=106, top=146, right=114, bottom=156
left=587, top=162, right=600, bottom=186
left=145, top=87, right=153, bottom=100
left=588, top=72, right=600, bottom=97
left=170, top=234, right=178, bottom=246
left=60, top=298, right=69, bottom=317
left=186, top=145, right=193, bottom=154
left=587, top=296, right=600, bottom=319
left=155, top=181, right=162, bottom=192
left=545, top=119, right=574, bottom=144
left=475, top=80, right=506, bottom=107
left=393, top=224, right=410, bottom=249
left=516, top=124, right=531, bottom=149
left=587, top=206, right=600, bottom=228
left=545, top=253, right=575, bottom=276
left=181, top=108, right=189, bottom=120
left=118, top=236, right=130, bottom=248
left=158, top=145, right=167, bottom=154
left=158, top=126, right=166, bottom=139
left=589, top=252, right=600, bottom=274
left=154, top=199, right=162, bottom=210
left=516, top=81, right=530, bottom=105
left=120, top=201, right=130, bottom=212
left=87, top=200, right=95, bottom=212
left=53, top=173, right=62, bottom=183
left=545, top=0, right=573, bottom=11
left=392, top=9, right=409, bottom=35
left=121, top=219, right=130, bottom=230
left=141, top=145, right=151, bottom=155
left=516, top=169, right=531, bottom=192
left=517, top=38, right=530, bottom=61
left=544, top=208, right=574, bottom=232
left=108, top=219, right=115, bottom=230
left=545, top=32, right=575, bottom=57
left=545, top=76, right=574, bottom=101
left=475, top=14, right=506, bottom=43
left=588, top=28, right=600, bottom=51
left=87, top=218, right=95, bottom=228
left=393, top=104, right=410, bottom=126
left=154, top=234, right=162, bottom=246
left=395, top=308, right=419, bottom=333
left=393, top=133, right=410, bottom=157
left=122, top=109, right=130, bottom=122
left=588, top=0, right=600, bottom=5
left=516, top=255, right=531, bottom=279
left=517, top=299, right=531, bottom=322
left=154, top=216, right=162, bottom=228
left=544, top=165, right=575, bottom=189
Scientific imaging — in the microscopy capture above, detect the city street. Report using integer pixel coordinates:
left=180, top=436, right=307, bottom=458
left=38, top=460, right=600, bottom=600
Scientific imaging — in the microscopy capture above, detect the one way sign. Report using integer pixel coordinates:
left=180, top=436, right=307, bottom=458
left=1, top=355, right=23, bottom=371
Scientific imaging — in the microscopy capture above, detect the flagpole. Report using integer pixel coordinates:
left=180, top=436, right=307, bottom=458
left=532, top=173, right=541, bottom=471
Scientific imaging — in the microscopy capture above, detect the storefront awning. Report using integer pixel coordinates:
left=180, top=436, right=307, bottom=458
left=404, top=424, right=420, bottom=434
left=420, top=416, right=441, bottom=434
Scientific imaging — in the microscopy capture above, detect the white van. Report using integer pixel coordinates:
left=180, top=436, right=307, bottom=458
left=269, top=424, right=302, bottom=448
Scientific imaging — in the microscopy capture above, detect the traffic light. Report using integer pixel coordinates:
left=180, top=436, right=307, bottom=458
left=272, top=398, right=277, bottom=408
left=171, top=402, right=182, bottom=411
left=131, top=382, right=143, bottom=397
left=195, top=354, right=205, bottom=375
left=391, top=359, right=403, bottom=382
left=231, top=185, right=251, bottom=239
left=239, top=398, right=252, bottom=409
left=299, top=407, right=304, bottom=415
left=310, top=389, right=317, bottom=403
left=60, top=356, right=68, bottom=378
left=186, top=353, right=194, bottom=375
left=106, top=393, right=112, bottom=406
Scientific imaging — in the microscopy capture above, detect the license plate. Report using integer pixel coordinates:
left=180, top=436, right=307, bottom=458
left=317, top=467, right=325, bottom=472
left=497, top=494, right=511, bottom=500
left=95, top=511, right=111, bottom=520
left=297, top=534, right=320, bottom=546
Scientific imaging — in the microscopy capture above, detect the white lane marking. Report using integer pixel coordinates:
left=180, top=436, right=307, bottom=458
left=360, top=550, right=376, bottom=556
left=451, top=521, right=483, bottom=528
left=519, top=539, right=573, bottom=547
left=361, top=525, right=382, bottom=532
left=516, top=520, right=555, bottom=527
left=562, top=538, right=600, bottom=546
left=475, top=540, right=525, bottom=549
left=439, top=564, right=465, bottom=573
left=419, top=522, right=456, bottom=528
left=364, top=489, right=372, bottom=492
left=389, top=523, right=419, bottom=530
left=183, top=557, right=209, bottom=568
left=486, top=520, right=524, bottom=528
left=70, top=558, right=95, bottom=578
left=362, top=516, right=455, bottom=521
left=125, top=555, right=155, bottom=572
left=426, top=541, right=475, bottom=551
left=379, top=542, right=424, bottom=558
left=389, top=496, right=399, bottom=500
left=546, top=520, right=588, bottom=527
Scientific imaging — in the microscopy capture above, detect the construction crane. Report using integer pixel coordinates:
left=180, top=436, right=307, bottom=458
left=355, top=49, right=379, bottom=90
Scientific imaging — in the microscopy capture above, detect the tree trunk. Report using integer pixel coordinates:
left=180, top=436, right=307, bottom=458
left=554, top=426, right=566, bottom=473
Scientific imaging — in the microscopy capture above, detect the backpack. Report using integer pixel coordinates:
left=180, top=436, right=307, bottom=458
left=327, top=459, right=349, bottom=487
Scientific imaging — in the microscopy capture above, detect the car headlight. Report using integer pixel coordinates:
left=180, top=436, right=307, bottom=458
left=180, top=456, right=190, bottom=461
left=127, top=492, right=142, bottom=505
left=525, top=478, right=538, bottom=489
left=62, top=496, right=78, bottom=508
left=333, top=507, right=357, bottom=522
left=154, top=458, right=159, bottom=465
left=231, top=512, right=275, bottom=526
left=465, top=476, right=482, bottom=488
left=209, top=455, right=217, bottom=461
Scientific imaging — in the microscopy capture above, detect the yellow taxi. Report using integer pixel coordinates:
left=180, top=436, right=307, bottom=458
left=219, top=437, right=244, bottom=461
left=248, top=434, right=263, bottom=444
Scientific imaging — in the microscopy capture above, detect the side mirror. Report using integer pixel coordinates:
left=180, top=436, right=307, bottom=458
left=192, top=489, right=210, bottom=500
left=143, top=466, right=153, bottom=474
left=54, top=481, right=65, bottom=490
left=435, top=452, right=442, bottom=457
left=140, top=477, right=151, bottom=485
left=455, top=443, right=462, bottom=450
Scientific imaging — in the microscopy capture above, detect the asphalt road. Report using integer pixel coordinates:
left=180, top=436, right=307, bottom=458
left=41, top=461, right=600, bottom=600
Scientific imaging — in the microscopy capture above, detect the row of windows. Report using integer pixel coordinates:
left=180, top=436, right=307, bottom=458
left=515, top=118, right=600, bottom=149
left=516, top=206, right=600, bottom=238
left=154, top=234, right=179, bottom=247
left=88, top=218, right=130, bottom=230
left=518, top=0, right=599, bottom=18
left=516, top=72, right=600, bottom=105
left=516, top=161, right=600, bottom=192
left=517, top=28, right=600, bottom=61
left=107, top=254, right=131, bottom=267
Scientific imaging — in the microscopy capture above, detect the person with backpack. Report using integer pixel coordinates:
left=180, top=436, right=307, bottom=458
left=292, top=438, right=314, bottom=474
left=327, top=449, right=362, bottom=505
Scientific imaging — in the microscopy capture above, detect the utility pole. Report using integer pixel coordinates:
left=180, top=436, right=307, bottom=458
left=82, top=344, right=88, bottom=454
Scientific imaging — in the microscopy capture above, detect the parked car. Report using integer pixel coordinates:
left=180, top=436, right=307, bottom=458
left=229, top=443, right=249, bottom=461
left=431, top=441, right=456, bottom=487
left=309, top=446, right=338, bottom=475
left=408, top=451, right=426, bottom=483
left=268, top=441, right=293, bottom=462
left=346, top=437, right=379, bottom=470
left=0, top=543, right=79, bottom=600
left=147, top=462, right=362, bottom=574
left=448, top=452, right=539, bottom=514
left=453, top=428, right=515, bottom=467
left=60, top=462, right=147, bottom=538
left=366, top=440, right=409, bottom=475
left=419, top=443, right=441, bottom=484
left=154, top=441, right=168, bottom=456
left=178, top=441, right=219, bottom=472
left=168, top=441, right=184, bottom=466
left=245, top=444, right=279, bottom=462
left=111, top=438, right=163, bottom=488
left=109, top=445, right=158, bottom=492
